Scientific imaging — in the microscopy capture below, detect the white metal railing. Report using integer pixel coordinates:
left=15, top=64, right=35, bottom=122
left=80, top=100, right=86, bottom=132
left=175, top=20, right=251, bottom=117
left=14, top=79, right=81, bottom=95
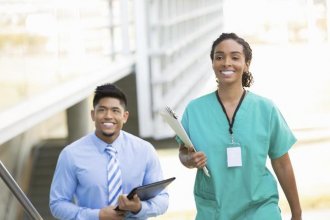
left=0, top=0, right=223, bottom=142
left=0, top=161, right=43, bottom=220
left=0, top=0, right=135, bottom=145
left=135, top=0, right=224, bottom=138
left=0, top=58, right=134, bottom=145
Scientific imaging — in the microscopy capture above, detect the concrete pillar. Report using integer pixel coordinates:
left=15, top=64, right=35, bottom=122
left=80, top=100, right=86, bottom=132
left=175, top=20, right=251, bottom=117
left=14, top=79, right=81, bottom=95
left=66, top=98, right=90, bottom=143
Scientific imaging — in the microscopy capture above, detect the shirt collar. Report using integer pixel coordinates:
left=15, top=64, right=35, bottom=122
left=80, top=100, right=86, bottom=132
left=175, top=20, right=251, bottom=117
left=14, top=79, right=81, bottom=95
left=91, top=131, right=123, bottom=153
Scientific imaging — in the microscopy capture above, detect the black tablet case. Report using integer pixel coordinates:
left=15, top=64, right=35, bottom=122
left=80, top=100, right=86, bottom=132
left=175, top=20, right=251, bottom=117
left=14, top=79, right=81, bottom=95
left=115, top=177, right=175, bottom=210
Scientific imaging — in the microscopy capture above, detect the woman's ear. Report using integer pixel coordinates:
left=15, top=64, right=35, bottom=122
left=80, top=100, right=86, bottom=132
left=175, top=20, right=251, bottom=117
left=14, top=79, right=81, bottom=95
left=245, top=61, right=251, bottom=72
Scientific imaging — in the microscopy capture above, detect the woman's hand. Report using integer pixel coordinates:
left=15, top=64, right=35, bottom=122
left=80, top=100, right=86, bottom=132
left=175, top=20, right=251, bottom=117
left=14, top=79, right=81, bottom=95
left=179, top=145, right=207, bottom=169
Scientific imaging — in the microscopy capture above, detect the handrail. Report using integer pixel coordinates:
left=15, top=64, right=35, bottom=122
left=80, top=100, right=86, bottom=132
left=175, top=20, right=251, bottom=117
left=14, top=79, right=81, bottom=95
left=0, top=56, right=135, bottom=145
left=0, top=161, right=43, bottom=220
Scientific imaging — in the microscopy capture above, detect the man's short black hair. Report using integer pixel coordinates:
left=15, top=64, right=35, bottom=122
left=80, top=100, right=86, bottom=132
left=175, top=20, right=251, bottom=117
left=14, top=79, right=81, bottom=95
left=93, top=83, right=127, bottom=109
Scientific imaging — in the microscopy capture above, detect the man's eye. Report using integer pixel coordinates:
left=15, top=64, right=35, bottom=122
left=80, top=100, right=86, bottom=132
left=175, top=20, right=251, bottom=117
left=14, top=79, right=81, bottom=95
left=112, top=109, right=120, bottom=113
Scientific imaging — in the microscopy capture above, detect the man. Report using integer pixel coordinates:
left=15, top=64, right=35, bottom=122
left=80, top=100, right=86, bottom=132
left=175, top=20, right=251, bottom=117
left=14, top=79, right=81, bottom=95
left=49, top=83, right=169, bottom=220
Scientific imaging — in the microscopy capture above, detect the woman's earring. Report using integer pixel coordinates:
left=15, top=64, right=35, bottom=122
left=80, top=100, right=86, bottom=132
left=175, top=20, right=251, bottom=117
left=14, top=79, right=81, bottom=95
left=216, top=78, right=220, bottom=86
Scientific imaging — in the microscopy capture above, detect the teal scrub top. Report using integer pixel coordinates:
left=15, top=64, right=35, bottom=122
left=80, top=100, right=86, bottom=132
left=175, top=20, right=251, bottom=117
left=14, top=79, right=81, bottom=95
left=179, top=91, right=296, bottom=220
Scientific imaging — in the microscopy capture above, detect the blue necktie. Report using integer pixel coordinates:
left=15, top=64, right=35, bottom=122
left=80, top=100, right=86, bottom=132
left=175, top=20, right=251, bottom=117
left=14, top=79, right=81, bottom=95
left=105, top=145, right=123, bottom=206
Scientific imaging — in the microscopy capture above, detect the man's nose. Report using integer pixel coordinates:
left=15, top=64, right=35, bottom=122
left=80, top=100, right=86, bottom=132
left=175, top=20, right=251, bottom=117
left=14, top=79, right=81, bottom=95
left=104, top=109, right=113, bottom=118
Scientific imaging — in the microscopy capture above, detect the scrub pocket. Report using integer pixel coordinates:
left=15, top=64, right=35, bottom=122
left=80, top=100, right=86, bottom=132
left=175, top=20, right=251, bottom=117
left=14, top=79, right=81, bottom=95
left=195, top=195, right=219, bottom=220
left=193, top=164, right=219, bottom=219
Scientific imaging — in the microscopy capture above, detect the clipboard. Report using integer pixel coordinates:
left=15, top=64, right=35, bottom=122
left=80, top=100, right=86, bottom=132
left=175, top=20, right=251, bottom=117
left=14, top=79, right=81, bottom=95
left=160, top=106, right=210, bottom=177
left=115, top=177, right=175, bottom=210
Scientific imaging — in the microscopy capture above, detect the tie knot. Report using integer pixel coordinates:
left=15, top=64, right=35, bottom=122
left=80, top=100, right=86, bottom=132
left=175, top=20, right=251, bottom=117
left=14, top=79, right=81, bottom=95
left=105, top=145, right=116, bottom=156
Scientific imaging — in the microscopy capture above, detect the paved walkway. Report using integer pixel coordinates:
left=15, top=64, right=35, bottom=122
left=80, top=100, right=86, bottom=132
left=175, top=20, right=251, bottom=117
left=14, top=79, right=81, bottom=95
left=150, top=134, right=330, bottom=220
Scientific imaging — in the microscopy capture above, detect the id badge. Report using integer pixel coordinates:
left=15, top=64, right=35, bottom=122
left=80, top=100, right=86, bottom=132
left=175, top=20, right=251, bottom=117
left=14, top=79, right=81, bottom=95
left=227, top=143, right=242, bottom=167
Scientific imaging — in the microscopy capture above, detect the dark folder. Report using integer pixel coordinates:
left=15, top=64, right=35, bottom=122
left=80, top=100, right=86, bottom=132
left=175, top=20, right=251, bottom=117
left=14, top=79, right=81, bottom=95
left=115, top=177, right=175, bottom=210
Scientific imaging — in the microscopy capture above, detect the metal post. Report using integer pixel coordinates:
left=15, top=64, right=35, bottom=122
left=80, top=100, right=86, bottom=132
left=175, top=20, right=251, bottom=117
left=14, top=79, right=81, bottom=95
left=120, top=0, right=130, bottom=55
left=0, top=161, right=43, bottom=220
left=134, top=0, right=153, bottom=137
left=327, top=0, right=330, bottom=42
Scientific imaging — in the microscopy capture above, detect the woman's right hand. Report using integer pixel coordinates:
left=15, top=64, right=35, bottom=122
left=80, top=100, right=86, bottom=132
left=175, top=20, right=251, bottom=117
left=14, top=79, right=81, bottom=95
left=179, top=145, right=207, bottom=169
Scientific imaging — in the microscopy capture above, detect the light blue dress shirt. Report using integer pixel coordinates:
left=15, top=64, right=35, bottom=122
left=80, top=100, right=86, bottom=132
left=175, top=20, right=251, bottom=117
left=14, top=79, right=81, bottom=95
left=49, top=131, right=168, bottom=220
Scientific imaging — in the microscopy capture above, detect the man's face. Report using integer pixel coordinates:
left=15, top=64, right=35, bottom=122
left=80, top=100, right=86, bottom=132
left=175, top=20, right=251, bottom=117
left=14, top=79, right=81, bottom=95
left=91, top=97, right=129, bottom=143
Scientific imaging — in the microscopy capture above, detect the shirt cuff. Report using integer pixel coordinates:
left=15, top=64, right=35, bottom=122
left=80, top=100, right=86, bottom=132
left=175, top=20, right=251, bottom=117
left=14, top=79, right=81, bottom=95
left=87, top=209, right=100, bottom=220
left=127, top=201, right=147, bottom=218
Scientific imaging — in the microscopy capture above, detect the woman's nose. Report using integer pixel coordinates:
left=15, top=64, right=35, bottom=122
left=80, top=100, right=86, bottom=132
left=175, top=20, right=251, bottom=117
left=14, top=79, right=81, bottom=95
left=223, top=57, right=232, bottom=66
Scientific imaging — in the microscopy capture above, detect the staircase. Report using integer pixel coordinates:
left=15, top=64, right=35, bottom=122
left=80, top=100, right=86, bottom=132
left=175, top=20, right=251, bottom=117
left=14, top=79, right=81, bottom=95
left=24, top=139, right=67, bottom=220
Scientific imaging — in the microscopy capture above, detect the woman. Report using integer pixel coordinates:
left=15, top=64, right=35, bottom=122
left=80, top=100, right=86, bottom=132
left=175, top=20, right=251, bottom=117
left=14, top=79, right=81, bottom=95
left=178, top=33, right=302, bottom=220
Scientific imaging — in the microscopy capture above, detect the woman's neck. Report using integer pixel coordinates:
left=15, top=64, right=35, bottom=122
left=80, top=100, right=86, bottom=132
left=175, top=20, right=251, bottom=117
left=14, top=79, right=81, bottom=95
left=217, top=85, right=245, bottom=103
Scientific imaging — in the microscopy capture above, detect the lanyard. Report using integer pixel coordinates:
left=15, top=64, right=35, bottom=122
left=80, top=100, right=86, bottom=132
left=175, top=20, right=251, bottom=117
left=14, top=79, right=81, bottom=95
left=216, top=90, right=246, bottom=142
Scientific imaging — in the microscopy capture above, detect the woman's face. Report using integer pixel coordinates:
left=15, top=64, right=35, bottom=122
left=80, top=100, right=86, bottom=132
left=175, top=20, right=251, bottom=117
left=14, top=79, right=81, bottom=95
left=212, top=39, right=249, bottom=87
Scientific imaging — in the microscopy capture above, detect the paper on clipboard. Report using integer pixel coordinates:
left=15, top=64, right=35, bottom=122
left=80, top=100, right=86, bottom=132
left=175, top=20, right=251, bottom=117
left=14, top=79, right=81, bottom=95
left=160, top=107, right=210, bottom=177
left=160, top=111, right=193, bottom=148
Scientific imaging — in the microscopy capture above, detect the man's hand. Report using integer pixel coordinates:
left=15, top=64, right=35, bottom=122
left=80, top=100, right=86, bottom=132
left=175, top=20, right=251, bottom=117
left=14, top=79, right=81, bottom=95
left=99, top=205, right=125, bottom=220
left=117, top=194, right=142, bottom=214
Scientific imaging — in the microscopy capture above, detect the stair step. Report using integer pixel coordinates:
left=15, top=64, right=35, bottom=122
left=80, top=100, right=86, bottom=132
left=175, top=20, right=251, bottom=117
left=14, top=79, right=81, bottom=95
left=24, top=138, right=67, bottom=220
